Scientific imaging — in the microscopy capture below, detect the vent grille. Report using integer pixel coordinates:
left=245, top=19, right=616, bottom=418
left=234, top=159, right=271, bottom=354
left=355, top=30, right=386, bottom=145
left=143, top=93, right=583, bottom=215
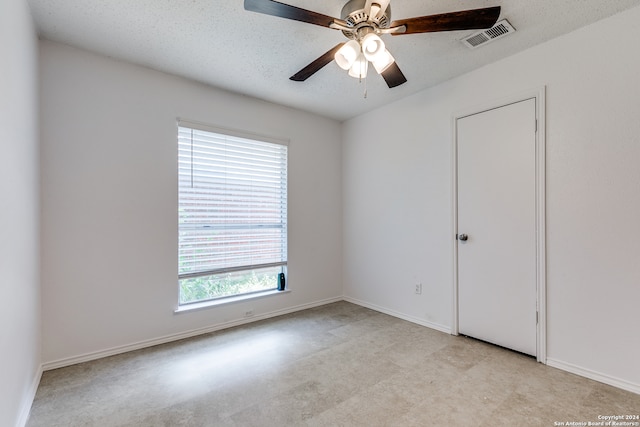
left=373, top=14, right=389, bottom=28
left=346, top=11, right=368, bottom=26
left=461, top=19, right=515, bottom=49
left=344, top=10, right=389, bottom=28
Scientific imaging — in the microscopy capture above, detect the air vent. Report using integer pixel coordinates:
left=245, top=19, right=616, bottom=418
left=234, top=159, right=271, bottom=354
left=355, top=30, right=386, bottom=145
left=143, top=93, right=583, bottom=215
left=461, top=19, right=515, bottom=49
left=346, top=11, right=368, bottom=26
left=344, top=10, right=389, bottom=28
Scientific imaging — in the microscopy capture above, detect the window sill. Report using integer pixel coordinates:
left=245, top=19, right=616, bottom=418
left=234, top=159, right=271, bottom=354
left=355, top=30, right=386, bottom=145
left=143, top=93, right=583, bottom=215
left=174, top=289, right=290, bottom=314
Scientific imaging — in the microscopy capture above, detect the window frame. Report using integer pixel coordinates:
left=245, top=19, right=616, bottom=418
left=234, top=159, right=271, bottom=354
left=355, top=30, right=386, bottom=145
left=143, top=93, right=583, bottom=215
left=176, top=119, right=289, bottom=309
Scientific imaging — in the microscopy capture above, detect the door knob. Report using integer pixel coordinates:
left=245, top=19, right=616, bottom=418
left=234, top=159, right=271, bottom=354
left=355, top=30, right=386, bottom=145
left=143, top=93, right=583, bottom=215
left=458, top=234, right=468, bottom=241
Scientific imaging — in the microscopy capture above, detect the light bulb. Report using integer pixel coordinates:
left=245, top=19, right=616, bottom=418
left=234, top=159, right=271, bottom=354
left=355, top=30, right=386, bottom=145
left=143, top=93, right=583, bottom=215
left=361, top=33, right=385, bottom=62
left=334, top=40, right=360, bottom=71
left=372, top=49, right=395, bottom=74
left=348, top=53, right=368, bottom=79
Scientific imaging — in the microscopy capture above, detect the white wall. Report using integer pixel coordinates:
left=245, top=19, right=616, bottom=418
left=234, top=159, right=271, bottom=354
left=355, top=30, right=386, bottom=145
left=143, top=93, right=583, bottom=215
left=343, top=5, right=640, bottom=392
left=39, top=41, right=343, bottom=365
left=0, top=0, right=41, bottom=425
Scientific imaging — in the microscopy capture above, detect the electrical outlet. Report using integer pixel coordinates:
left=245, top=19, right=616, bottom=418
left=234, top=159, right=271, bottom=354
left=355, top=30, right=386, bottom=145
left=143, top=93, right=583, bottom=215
left=244, top=310, right=254, bottom=317
left=415, top=283, right=422, bottom=295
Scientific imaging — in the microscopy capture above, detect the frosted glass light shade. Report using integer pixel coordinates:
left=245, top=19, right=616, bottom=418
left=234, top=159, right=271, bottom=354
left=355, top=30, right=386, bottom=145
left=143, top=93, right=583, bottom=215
left=335, top=40, right=361, bottom=70
left=348, top=53, right=368, bottom=78
left=372, top=49, right=395, bottom=74
left=361, top=33, right=385, bottom=62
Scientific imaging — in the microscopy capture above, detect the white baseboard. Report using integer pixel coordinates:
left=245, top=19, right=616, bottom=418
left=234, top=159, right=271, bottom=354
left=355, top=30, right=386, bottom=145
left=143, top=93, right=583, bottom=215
left=546, top=358, right=640, bottom=395
left=17, top=364, right=43, bottom=427
left=38, top=296, right=640, bottom=401
left=42, top=296, right=452, bottom=372
left=343, top=296, right=452, bottom=335
left=42, top=296, right=343, bottom=371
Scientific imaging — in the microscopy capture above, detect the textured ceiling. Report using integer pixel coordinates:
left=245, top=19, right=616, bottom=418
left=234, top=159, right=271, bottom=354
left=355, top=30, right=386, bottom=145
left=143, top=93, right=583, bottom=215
left=27, top=0, right=640, bottom=121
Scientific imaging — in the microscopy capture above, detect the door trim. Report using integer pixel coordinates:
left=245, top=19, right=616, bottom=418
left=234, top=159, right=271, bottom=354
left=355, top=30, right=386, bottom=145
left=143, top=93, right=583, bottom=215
left=451, top=87, right=547, bottom=363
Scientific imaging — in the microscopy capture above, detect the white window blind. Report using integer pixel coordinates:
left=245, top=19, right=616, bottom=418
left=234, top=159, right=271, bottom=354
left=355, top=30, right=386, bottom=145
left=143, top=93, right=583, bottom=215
left=178, top=123, right=288, bottom=281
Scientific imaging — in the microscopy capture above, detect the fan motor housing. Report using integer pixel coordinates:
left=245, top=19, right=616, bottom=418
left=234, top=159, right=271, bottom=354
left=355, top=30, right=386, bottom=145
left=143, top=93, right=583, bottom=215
left=340, top=0, right=391, bottom=38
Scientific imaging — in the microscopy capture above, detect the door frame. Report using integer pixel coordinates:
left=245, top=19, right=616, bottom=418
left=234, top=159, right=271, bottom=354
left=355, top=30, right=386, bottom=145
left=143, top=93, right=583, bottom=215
left=451, top=87, right=547, bottom=363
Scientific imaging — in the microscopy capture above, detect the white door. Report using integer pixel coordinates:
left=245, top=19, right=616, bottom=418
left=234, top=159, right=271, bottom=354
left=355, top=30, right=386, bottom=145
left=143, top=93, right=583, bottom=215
left=457, top=98, right=537, bottom=356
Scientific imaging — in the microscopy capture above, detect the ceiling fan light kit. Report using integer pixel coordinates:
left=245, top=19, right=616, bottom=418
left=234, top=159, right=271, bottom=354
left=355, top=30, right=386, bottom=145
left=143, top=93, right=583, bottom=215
left=348, top=53, right=369, bottom=79
left=244, top=0, right=502, bottom=89
left=335, top=40, right=360, bottom=70
left=371, top=49, right=394, bottom=74
left=361, top=33, right=385, bottom=61
left=334, top=30, right=391, bottom=82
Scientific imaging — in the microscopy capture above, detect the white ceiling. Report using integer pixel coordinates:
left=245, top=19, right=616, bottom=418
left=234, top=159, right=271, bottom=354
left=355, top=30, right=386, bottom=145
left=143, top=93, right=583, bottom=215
left=27, top=0, right=640, bottom=121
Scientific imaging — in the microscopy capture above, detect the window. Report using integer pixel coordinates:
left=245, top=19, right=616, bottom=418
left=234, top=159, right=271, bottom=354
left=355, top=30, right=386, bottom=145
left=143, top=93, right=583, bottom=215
left=177, top=121, right=288, bottom=306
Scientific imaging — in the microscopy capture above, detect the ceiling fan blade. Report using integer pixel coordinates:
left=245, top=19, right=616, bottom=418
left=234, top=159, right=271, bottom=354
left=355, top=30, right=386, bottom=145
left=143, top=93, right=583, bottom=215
left=390, top=6, right=501, bottom=35
left=290, top=43, right=345, bottom=82
left=381, top=62, right=407, bottom=88
left=244, top=0, right=339, bottom=28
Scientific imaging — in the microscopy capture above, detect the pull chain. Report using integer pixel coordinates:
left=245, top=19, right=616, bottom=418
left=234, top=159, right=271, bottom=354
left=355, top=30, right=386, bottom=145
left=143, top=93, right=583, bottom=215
left=358, top=63, right=368, bottom=98
left=364, top=73, right=367, bottom=98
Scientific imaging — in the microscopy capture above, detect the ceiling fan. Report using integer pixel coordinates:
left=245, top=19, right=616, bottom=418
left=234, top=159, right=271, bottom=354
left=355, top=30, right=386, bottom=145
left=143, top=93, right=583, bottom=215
left=244, top=0, right=501, bottom=88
